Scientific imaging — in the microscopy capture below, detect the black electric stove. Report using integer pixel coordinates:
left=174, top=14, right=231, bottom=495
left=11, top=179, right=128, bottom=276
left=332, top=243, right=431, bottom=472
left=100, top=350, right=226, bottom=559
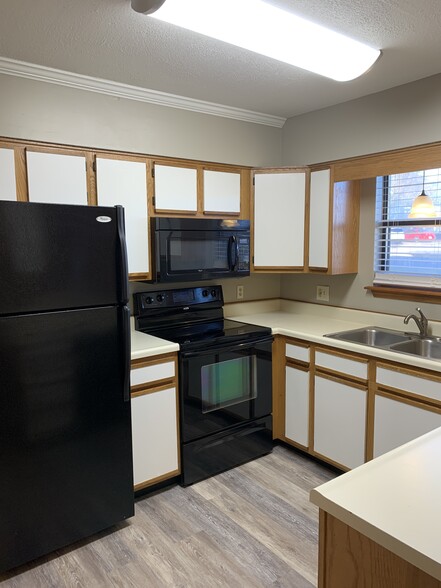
left=133, top=285, right=273, bottom=486
left=133, top=285, right=272, bottom=349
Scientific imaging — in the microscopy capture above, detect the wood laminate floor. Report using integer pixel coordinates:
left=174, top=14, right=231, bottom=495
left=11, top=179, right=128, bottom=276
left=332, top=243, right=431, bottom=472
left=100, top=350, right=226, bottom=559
left=0, top=445, right=337, bottom=588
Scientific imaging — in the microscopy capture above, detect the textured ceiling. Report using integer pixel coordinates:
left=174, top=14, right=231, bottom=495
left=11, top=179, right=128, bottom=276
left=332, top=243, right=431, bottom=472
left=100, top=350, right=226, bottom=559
left=1, top=0, right=441, bottom=119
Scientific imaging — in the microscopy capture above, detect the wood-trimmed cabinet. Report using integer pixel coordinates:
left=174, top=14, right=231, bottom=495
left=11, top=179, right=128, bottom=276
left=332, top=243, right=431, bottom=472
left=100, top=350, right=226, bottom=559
left=284, top=339, right=311, bottom=449
left=373, top=362, right=441, bottom=459
left=150, top=159, right=249, bottom=218
left=252, top=165, right=360, bottom=275
left=308, top=167, right=360, bottom=274
left=313, top=347, right=368, bottom=470
left=274, top=335, right=441, bottom=472
left=130, top=353, right=180, bottom=491
left=252, top=168, right=307, bottom=271
left=0, top=146, right=19, bottom=201
left=95, top=154, right=151, bottom=281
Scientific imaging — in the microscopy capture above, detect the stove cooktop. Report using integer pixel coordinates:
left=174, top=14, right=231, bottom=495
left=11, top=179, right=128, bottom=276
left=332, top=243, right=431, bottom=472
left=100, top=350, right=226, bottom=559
left=140, top=318, right=272, bottom=350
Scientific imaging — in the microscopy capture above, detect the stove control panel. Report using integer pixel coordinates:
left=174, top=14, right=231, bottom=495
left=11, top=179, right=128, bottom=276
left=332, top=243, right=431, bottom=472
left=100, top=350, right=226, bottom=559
left=134, top=285, right=223, bottom=314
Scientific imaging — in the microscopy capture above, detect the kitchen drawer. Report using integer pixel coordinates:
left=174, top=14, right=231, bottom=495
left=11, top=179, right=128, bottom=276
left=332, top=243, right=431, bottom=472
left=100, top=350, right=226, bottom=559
left=376, top=364, right=441, bottom=405
left=315, top=348, right=368, bottom=380
left=286, top=341, right=309, bottom=363
left=131, top=358, right=175, bottom=388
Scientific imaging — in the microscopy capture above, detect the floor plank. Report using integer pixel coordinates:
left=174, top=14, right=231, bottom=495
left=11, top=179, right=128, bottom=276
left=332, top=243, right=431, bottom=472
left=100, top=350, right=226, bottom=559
left=0, top=445, right=337, bottom=587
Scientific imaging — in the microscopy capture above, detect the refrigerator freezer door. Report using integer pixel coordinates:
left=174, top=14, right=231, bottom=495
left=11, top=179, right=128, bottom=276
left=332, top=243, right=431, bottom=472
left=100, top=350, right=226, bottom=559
left=0, top=201, right=129, bottom=315
left=0, top=306, right=134, bottom=572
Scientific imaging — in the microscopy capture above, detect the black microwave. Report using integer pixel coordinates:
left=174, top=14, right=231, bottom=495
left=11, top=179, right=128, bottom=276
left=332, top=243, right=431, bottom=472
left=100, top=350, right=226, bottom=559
left=152, top=217, right=250, bottom=283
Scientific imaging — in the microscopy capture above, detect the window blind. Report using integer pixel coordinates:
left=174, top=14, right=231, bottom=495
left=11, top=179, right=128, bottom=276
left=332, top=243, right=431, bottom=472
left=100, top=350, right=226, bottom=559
left=374, top=168, right=441, bottom=289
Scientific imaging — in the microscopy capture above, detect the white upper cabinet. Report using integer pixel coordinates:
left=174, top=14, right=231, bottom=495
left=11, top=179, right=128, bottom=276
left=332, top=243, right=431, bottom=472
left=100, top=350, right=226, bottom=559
left=203, top=170, right=241, bottom=214
left=27, top=150, right=88, bottom=205
left=96, top=157, right=150, bottom=278
left=153, top=164, right=198, bottom=212
left=309, top=169, right=330, bottom=269
left=0, top=148, right=17, bottom=201
left=253, top=171, right=306, bottom=268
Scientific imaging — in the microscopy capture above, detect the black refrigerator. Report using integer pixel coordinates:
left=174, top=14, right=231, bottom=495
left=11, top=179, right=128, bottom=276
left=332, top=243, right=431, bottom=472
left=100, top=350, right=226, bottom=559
left=0, top=201, right=134, bottom=573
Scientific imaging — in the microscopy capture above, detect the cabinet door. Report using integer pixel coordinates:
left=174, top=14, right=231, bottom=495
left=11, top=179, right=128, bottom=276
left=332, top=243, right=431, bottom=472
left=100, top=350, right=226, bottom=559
left=27, top=150, right=88, bottom=205
left=253, top=171, right=306, bottom=268
left=154, top=163, right=197, bottom=212
left=203, top=170, right=240, bottom=214
left=308, top=169, right=330, bottom=269
left=0, top=148, right=17, bottom=201
left=373, top=394, right=441, bottom=458
left=131, top=386, right=179, bottom=489
left=285, top=365, right=309, bottom=448
left=314, top=375, right=366, bottom=469
left=96, top=157, right=149, bottom=278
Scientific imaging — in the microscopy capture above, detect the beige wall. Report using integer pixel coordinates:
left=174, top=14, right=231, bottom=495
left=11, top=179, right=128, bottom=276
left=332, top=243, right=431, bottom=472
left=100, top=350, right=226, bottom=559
left=0, top=74, right=282, bottom=167
left=280, top=73, right=441, bottom=322
left=282, top=73, right=441, bottom=166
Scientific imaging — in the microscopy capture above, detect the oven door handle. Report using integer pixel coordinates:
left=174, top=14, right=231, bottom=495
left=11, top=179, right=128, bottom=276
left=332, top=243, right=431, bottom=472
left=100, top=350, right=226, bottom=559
left=180, top=336, right=273, bottom=358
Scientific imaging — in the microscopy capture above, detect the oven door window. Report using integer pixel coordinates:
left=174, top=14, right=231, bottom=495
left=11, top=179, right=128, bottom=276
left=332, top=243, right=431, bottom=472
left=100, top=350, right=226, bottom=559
left=168, top=231, right=230, bottom=273
left=201, top=355, right=256, bottom=413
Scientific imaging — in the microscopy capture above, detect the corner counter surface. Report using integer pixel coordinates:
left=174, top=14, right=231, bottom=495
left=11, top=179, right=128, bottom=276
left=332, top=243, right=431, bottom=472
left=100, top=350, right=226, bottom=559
left=130, top=318, right=179, bottom=360
left=310, top=426, right=441, bottom=582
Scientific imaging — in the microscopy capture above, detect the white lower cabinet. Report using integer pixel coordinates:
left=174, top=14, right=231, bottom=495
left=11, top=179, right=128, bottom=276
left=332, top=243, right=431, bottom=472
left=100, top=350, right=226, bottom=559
left=313, top=375, right=367, bottom=469
left=373, top=393, right=441, bottom=458
left=131, top=386, right=179, bottom=489
left=285, top=365, right=309, bottom=448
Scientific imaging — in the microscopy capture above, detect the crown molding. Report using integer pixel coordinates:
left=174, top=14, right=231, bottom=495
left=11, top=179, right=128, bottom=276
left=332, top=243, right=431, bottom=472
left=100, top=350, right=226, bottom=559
left=0, top=57, right=286, bottom=128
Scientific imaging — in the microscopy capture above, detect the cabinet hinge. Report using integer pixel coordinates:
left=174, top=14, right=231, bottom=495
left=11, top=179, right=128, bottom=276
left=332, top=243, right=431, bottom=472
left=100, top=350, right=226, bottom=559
left=92, top=160, right=96, bottom=172
left=152, top=196, right=155, bottom=206
left=252, top=176, right=255, bottom=186
left=252, top=256, right=254, bottom=264
left=151, top=167, right=155, bottom=178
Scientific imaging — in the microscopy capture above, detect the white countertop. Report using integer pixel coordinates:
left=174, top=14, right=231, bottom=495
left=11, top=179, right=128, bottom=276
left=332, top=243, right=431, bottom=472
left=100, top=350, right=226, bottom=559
left=310, top=426, right=441, bottom=581
left=130, top=317, right=179, bottom=360
left=226, top=299, right=441, bottom=373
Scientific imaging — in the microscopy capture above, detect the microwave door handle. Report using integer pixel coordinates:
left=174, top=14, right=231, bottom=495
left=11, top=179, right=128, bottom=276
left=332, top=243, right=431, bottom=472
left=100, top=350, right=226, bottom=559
left=227, top=236, right=234, bottom=270
left=229, top=235, right=239, bottom=271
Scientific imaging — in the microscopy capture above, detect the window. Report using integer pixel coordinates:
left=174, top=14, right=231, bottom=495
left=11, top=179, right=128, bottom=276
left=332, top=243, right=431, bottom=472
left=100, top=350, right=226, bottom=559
left=374, top=168, right=441, bottom=289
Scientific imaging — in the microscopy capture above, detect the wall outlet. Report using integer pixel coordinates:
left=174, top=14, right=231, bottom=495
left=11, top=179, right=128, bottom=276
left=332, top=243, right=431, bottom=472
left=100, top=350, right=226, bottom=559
left=316, top=285, right=330, bottom=302
left=236, top=285, right=244, bottom=300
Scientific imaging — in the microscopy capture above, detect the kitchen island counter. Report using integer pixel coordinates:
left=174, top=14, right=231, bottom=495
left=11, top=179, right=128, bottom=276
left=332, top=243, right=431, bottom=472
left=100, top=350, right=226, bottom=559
left=310, top=426, right=441, bottom=585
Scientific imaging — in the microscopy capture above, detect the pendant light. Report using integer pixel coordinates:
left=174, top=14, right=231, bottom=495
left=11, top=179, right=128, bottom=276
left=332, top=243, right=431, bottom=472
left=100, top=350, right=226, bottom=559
left=408, top=171, right=437, bottom=218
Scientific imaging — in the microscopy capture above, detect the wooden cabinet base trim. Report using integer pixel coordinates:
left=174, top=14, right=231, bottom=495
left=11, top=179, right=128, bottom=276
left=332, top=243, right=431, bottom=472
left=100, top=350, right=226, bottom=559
left=281, top=436, right=309, bottom=452
left=134, top=468, right=180, bottom=492
left=309, top=450, right=348, bottom=472
left=319, top=511, right=441, bottom=588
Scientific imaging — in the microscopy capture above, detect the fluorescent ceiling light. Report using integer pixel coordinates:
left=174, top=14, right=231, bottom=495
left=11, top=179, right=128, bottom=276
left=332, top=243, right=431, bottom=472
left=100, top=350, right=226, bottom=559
left=149, top=0, right=381, bottom=81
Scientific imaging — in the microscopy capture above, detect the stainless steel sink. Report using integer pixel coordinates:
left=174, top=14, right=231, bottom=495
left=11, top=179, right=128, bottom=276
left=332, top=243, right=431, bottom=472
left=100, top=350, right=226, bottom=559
left=389, top=338, right=441, bottom=359
left=325, top=326, right=441, bottom=361
left=324, top=326, right=412, bottom=347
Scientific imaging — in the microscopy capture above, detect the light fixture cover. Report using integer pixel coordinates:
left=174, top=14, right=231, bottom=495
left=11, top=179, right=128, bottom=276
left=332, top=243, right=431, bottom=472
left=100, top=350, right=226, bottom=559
left=131, top=0, right=166, bottom=15
left=408, top=191, right=437, bottom=219
left=149, top=0, right=381, bottom=81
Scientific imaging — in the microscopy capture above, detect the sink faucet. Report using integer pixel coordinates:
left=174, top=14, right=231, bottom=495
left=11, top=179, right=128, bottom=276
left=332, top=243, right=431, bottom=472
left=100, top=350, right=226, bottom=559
left=404, top=307, right=429, bottom=338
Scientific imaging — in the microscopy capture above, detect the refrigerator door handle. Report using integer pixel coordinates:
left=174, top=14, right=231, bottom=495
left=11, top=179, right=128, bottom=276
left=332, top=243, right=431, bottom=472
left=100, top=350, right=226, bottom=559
left=116, top=205, right=129, bottom=304
left=122, top=306, right=131, bottom=403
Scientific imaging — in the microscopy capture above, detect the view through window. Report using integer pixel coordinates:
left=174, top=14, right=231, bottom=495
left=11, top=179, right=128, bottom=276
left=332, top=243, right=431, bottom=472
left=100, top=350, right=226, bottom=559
left=374, top=168, right=441, bottom=288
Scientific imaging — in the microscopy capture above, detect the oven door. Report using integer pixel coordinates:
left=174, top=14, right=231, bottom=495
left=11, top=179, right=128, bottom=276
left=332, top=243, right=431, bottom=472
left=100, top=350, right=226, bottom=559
left=179, top=337, right=272, bottom=443
left=155, top=229, right=249, bottom=282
